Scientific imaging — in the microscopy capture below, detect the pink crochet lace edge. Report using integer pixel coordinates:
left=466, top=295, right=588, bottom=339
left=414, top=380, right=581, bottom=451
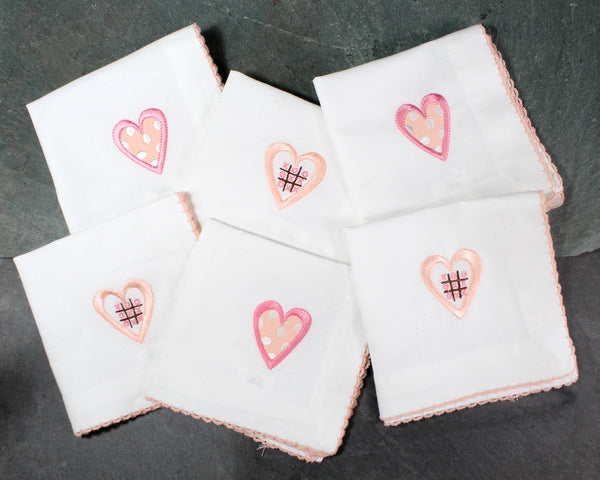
left=382, top=192, right=578, bottom=426
left=176, top=192, right=201, bottom=240
left=192, top=23, right=223, bottom=91
left=147, top=345, right=370, bottom=463
left=480, top=25, right=564, bottom=212
left=74, top=403, right=161, bottom=437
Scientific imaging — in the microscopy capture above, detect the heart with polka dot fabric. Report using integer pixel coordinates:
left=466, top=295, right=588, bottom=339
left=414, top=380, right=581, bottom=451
left=395, top=93, right=450, bottom=161
left=113, top=108, right=168, bottom=174
left=253, top=300, right=312, bottom=369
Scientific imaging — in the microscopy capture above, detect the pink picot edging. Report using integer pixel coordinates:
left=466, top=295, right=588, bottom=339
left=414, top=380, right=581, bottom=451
left=74, top=403, right=161, bottom=437
left=176, top=192, right=201, bottom=240
left=480, top=25, right=564, bottom=212
left=147, top=345, right=370, bottom=463
left=381, top=192, right=578, bottom=426
left=192, top=23, right=223, bottom=91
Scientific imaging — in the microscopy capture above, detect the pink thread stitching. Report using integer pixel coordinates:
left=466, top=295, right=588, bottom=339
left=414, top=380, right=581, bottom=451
left=145, top=345, right=370, bottom=462
left=264, top=142, right=327, bottom=209
left=93, top=278, right=154, bottom=344
left=175, top=192, right=201, bottom=240
left=112, top=108, right=168, bottom=175
left=383, top=194, right=578, bottom=425
left=421, top=249, right=482, bottom=319
left=74, top=403, right=161, bottom=437
left=192, top=23, right=224, bottom=91
left=395, top=93, right=451, bottom=161
left=253, top=300, right=312, bottom=369
left=480, top=25, right=564, bottom=211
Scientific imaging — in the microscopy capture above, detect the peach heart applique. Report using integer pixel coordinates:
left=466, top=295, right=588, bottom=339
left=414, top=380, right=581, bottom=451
left=93, top=279, right=154, bottom=343
left=113, top=108, right=168, bottom=174
left=253, top=300, right=312, bottom=369
left=265, top=142, right=327, bottom=209
left=395, top=93, right=450, bottom=161
left=421, top=249, right=481, bottom=319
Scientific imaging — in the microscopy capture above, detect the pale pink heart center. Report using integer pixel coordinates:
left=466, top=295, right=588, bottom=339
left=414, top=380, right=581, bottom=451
left=119, top=117, right=163, bottom=167
left=257, top=309, right=304, bottom=360
left=404, top=102, right=446, bottom=154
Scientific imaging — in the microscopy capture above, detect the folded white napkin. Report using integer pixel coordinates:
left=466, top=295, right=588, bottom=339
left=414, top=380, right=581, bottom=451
left=27, top=24, right=222, bottom=233
left=186, top=71, right=356, bottom=263
left=345, top=192, right=577, bottom=425
left=146, top=219, right=368, bottom=462
left=313, top=24, right=563, bottom=223
left=14, top=193, right=200, bottom=435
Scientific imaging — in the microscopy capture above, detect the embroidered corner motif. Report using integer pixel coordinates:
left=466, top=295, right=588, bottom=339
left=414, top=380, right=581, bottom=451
left=421, top=249, right=481, bottom=319
left=395, top=93, right=450, bottom=161
left=264, top=142, right=327, bottom=209
left=113, top=108, right=168, bottom=174
left=253, top=300, right=311, bottom=369
left=93, top=279, right=154, bottom=343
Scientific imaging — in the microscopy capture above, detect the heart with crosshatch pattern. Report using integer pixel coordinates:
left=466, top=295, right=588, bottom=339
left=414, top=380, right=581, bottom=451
left=395, top=93, right=450, bottom=161
left=93, top=279, right=154, bottom=343
left=113, top=108, right=168, bottom=174
left=421, top=249, right=481, bottom=319
left=253, top=300, right=312, bottom=369
left=264, top=142, right=327, bottom=209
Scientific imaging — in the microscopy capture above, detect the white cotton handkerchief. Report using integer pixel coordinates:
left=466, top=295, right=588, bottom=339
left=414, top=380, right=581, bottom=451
left=14, top=193, right=200, bottom=435
left=314, top=24, right=563, bottom=223
left=345, top=192, right=577, bottom=425
left=185, top=71, right=356, bottom=263
left=27, top=24, right=222, bottom=233
left=145, top=219, right=368, bottom=462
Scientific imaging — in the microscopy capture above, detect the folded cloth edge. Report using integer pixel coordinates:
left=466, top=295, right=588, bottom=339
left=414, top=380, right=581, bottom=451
left=192, top=23, right=224, bottom=91
left=146, top=346, right=370, bottom=463
left=380, top=192, right=578, bottom=426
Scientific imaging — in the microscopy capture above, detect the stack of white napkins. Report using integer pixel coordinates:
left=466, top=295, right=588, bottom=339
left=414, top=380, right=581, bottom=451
left=314, top=24, right=577, bottom=425
left=16, top=21, right=578, bottom=462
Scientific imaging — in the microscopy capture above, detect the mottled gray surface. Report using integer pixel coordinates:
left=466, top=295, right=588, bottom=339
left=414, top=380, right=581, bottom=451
left=0, top=0, right=598, bottom=257
left=1, top=250, right=599, bottom=479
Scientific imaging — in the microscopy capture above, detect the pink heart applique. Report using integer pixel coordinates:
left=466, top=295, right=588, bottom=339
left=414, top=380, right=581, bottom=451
left=421, top=249, right=481, bottom=319
left=395, top=93, right=450, bottom=161
left=112, top=108, right=168, bottom=174
left=253, top=300, right=312, bottom=369
left=265, top=142, right=327, bottom=209
left=93, top=279, right=154, bottom=343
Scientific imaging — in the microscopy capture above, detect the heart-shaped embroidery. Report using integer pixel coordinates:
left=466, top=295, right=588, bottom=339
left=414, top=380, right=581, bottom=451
left=112, top=108, right=168, bottom=174
left=395, top=93, right=450, bottom=161
left=421, top=249, right=481, bottom=319
left=93, top=279, right=154, bottom=343
left=265, top=142, right=327, bottom=209
left=253, top=300, right=312, bottom=369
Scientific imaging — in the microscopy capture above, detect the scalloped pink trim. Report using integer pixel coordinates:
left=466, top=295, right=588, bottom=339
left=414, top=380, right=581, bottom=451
left=176, top=192, right=201, bottom=240
left=74, top=403, right=161, bottom=437
left=192, top=23, right=223, bottom=91
left=480, top=25, right=564, bottom=212
left=147, top=345, right=370, bottom=462
left=382, top=193, right=578, bottom=426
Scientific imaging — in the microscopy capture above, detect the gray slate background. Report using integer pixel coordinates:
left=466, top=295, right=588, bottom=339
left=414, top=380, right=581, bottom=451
left=1, top=1, right=599, bottom=479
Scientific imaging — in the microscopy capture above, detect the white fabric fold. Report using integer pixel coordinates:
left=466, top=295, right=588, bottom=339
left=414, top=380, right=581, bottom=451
left=145, top=219, right=368, bottom=462
left=314, top=24, right=563, bottom=223
left=27, top=24, right=222, bottom=233
left=344, top=192, right=577, bottom=425
left=185, top=71, right=356, bottom=263
left=14, top=193, right=200, bottom=435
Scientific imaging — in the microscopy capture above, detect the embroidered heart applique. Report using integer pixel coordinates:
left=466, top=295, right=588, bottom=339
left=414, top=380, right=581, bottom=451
left=112, top=108, right=168, bottom=174
left=93, top=279, right=154, bottom=343
left=395, top=93, right=450, bottom=161
left=421, top=249, right=481, bottom=319
left=265, top=142, right=327, bottom=209
left=253, top=300, right=312, bottom=369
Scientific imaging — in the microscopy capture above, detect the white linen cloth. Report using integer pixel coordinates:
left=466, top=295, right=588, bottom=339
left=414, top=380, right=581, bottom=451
left=186, top=71, right=356, bottom=263
left=313, top=24, right=563, bottom=223
left=345, top=192, right=577, bottom=425
left=27, top=24, right=222, bottom=233
left=14, top=193, right=200, bottom=435
left=145, top=219, right=368, bottom=462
